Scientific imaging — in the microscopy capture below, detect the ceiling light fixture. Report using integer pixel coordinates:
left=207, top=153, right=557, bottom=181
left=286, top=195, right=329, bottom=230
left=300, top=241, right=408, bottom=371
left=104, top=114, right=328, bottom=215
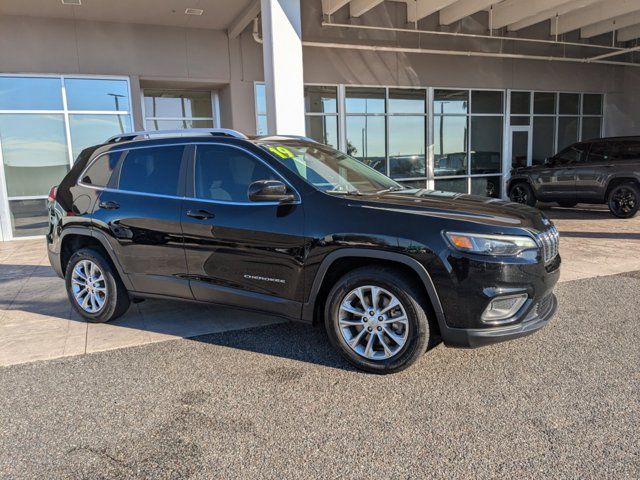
left=185, top=8, right=204, bottom=16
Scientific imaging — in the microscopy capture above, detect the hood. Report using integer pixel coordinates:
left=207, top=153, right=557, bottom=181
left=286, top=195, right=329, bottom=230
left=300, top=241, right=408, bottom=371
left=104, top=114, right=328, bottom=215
left=346, top=189, right=551, bottom=231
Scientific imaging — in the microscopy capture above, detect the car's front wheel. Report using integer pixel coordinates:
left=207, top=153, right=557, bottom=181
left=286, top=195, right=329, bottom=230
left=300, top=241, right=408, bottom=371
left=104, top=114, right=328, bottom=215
left=509, top=182, right=536, bottom=207
left=608, top=183, right=639, bottom=218
left=65, top=248, right=130, bottom=323
left=325, top=266, right=433, bottom=374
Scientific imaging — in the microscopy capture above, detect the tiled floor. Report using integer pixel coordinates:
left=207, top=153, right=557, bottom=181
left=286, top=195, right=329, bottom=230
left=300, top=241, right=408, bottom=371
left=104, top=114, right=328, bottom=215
left=1, top=205, right=639, bottom=367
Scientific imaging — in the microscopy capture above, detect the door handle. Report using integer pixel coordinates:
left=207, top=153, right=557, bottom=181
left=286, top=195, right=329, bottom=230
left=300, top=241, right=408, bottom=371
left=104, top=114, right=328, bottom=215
left=186, top=209, right=215, bottom=220
left=98, top=200, right=120, bottom=210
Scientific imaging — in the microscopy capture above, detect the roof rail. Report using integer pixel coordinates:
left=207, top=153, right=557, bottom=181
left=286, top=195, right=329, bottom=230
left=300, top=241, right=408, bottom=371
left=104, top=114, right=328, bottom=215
left=106, top=128, right=248, bottom=144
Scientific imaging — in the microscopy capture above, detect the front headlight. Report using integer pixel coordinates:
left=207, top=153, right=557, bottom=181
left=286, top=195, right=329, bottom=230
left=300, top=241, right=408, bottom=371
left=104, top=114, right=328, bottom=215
left=444, top=232, right=538, bottom=256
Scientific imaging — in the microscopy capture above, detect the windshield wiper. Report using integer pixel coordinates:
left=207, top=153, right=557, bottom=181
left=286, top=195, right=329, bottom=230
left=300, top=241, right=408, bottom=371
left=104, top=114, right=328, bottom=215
left=325, top=189, right=364, bottom=196
left=375, top=186, right=405, bottom=194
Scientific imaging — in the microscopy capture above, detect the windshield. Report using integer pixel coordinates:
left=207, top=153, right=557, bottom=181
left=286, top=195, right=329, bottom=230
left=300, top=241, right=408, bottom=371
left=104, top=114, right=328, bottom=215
left=258, top=140, right=404, bottom=195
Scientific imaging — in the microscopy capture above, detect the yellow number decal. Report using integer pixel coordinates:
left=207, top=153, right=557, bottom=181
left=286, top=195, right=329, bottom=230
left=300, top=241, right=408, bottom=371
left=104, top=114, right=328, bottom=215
left=268, top=146, right=294, bottom=159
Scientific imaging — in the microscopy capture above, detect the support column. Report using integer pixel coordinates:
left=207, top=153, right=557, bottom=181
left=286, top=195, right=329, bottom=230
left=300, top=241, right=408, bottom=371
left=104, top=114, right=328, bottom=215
left=260, top=0, right=305, bottom=135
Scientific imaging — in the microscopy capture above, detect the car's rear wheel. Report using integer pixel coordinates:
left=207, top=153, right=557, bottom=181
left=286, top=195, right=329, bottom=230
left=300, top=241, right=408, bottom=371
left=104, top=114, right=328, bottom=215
left=65, top=248, right=130, bottom=323
left=608, top=183, right=639, bottom=218
left=325, top=266, right=432, bottom=374
left=509, top=182, right=536, bottom=207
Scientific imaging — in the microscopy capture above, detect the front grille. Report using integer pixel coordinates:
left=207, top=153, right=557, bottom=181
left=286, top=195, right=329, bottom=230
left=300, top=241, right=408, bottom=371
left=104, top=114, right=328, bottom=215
left=536, top=225, right=560, bottom=264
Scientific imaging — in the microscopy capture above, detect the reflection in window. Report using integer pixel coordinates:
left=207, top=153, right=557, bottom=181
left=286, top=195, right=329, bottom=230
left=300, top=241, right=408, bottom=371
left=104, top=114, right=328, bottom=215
left=118, top=146, right=184, bottom=196
left=0, top=114, right=69, bottom=197
left=305, top=86, right=337, bottom=114
left=510, top=92, right=530, bottom=115
left=558, top=117, right=579, bottom=150
left=69, top=114, right=132, bottom=160
left=582, top=94, right=602, bottom=115
left=345, top=87, right=385, bottom=114
left=255, top=83, right=268, bottom=135
left=305, top=116, right=338, bottom=148
left=470, top=116, right=502, bottom=174
left=65, top=78, right=130, bottom=111
left=532, top=117, right=555, bottom=165
left=0, top=77, right=63, bottom=110
left=80, top=153, right=121, bottom=187
left=146, top=119, right=214, bottom=130
left=9, top=199, right=49, bottom=238
left=534, top=92, right=556, bottom=114
left=434, top=178, right=467, bottom=193
left=388, top=89, right=426, bottom=114
left=434, top=116, right=468, bottom=176
left=346, top=116, right=386, bottom=172
left=471, top=176, right=501, bottom=199
left=559, top=93, right=580, bottom=115
left=388, top=116, right=425, bottom=178
left=434, top=90, right=468, bottom=114
left=581, top=117, right=601, bottom=141
left=471, top=90, right=503, bottom=114
left=144, top=89, right=215, bottom=131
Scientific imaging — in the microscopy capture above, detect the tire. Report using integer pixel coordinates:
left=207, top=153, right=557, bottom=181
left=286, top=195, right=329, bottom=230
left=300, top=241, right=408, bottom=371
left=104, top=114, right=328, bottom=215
left=509, top=182, right=536, bottom=207
left=607, top=182, right=639, bottom=219
left=65, top=248, right=131, bottom=323
left=324, top=266, right=433, bottom=374
left=557, top=201, right=578, bottom=208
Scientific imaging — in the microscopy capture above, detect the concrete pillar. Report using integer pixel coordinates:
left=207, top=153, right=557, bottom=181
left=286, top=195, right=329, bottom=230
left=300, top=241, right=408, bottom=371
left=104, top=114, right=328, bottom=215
left=260, top=0, right=305, bottom=135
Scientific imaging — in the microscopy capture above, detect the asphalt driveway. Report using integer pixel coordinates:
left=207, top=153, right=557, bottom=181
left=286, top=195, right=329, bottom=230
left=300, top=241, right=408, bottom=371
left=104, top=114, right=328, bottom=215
left=1, top=272, right=638, bottom=479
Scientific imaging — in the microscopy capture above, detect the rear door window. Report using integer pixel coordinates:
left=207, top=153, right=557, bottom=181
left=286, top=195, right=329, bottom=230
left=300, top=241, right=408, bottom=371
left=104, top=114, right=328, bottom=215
left=586, top=142, right=611, bottom=163
left=117, top=145, right=184, bottom=196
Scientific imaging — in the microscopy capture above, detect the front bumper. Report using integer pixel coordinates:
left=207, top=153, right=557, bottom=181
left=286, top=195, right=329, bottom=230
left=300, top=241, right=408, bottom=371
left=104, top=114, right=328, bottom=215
left=440, top=293, right=558, bottom=348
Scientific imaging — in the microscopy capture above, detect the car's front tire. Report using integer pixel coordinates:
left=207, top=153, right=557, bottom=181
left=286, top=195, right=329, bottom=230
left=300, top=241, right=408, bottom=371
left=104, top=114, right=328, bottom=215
left=65, top=248, right=130, bottom=323
left=325, top=266, right=433, bottom=374
left=608, top=183, right=639, bottom=218
left=509, top=182, right=537, bottom=207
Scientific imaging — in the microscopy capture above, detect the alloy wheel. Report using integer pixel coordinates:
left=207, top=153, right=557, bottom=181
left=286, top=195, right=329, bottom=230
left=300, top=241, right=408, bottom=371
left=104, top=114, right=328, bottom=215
left=611, top=187, right=637, bottom=215
left=511, top=185, right=528, bottom=204
left=337, top=285, right=409, bottom=361
left=71, top=260, right=107, bottom=313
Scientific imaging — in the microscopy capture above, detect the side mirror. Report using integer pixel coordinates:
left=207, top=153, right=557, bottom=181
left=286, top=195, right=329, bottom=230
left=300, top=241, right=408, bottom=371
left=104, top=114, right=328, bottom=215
left=248, top=180, right=296, bottom=203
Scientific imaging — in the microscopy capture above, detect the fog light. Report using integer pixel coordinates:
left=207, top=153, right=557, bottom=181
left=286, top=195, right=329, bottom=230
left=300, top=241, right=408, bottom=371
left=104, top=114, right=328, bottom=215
left=481, top=294, right=528, bottom=323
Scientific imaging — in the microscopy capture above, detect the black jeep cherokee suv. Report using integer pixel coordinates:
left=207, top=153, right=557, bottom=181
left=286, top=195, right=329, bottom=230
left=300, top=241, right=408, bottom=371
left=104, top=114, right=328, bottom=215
left=48, top=129, right=560, bottom=373
left=508, top=136, right=640, bottom=218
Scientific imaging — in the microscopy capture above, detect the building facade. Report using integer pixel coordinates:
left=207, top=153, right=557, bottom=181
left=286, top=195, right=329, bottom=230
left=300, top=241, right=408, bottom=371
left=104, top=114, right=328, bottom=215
left=0, top=0, right=639, bottom=240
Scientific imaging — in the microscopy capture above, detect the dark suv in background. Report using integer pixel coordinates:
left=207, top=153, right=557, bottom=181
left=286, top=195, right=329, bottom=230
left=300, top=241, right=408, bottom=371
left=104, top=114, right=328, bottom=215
left=48, top=129, right=560, bottom=373
left=508, top=136, right=640, bottom=218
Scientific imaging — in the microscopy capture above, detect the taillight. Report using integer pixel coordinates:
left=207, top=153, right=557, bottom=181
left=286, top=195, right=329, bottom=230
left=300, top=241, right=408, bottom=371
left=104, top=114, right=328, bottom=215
left=48, top=186, right=58, bottom=203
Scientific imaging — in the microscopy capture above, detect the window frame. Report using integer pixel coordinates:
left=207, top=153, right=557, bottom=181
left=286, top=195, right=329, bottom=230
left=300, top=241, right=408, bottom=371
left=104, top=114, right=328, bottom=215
left=141, top=89, right=220, bottom=131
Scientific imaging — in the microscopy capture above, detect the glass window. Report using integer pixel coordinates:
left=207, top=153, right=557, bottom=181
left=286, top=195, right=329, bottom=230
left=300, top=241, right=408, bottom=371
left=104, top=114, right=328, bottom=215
left=346, top=116, right=386, bottom=172
left=471, top=90, right=503, bottom=114
left=118, top=146, right=184, bottom=196
left=256, top=115, right=268, bottom=135
left=532, top=117, right=555, bottom=165
left=0, top=114, right=69, bottom=197
left=510, top=92, right=530, bottom=115
left=305, top=116, right=338, bottom=148
left=559, top=93, right=580, bottom=115
left=434, top=90, right=468, bottom=114
left=587, top=141, right=610, bottom=163
left=471, top=176, right=501, bottom=199
left=0, top=77, right=63, bottom=110
left=510, top=116, right=530, bottom=126
left=388, top=116, right=425, bottom=178
left=581, top=117, right=601, bottom=141
left=434, top=116, right=468, bottom=176
left=534, top=92, right=556, bottom=114
left=612, top=141, right=640, bottom=160
left=304, top=86, right=337, bottom=114
left=388, top=89, right=426, bottom=114
left=194, top=145, right=277, bottom=202
left=555, top=143, right=586, bottom=164
left=9, top=199, right=49, bottom=238
left=255, top=83, right=267, bottom=114
left=558, top=117, right=579, bottom=150
left=511, top=130, right=529, bottom=170
left=145, top=119, right=214, bottom=130
left=434, top=178, right=467, bottom=193
left=582, top=94, right=602, bottom=116
left=65, top=78, right=129, bottom=111
left=470, top=116, right=502, bottom=174
left=143, top=90, right=213, bottom=118
left=345, top=87, right=385, bottom=114
left=398, top=179, right=426, bottom=189
left=80, top=153, right=120, bottom=187
left=69, top=114, right=132, bottom=160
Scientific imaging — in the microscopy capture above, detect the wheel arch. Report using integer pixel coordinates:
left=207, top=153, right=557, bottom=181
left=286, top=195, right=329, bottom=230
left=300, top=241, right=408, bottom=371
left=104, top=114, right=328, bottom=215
left=303, top=249, right=446, bottom=333
left=507, top=176, right=534, bottom=196
left=604, top=176, right=640, bottom=199
left=59, top=227, right=133, bottom=290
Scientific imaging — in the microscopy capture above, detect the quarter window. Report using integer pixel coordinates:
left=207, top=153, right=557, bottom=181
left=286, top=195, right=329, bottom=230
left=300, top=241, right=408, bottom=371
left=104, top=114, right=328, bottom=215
left=118, top=146, right=184, bottom=196
left=81, top=153, right=121, bottom=187
left=194, top=145, right=277, bottom=202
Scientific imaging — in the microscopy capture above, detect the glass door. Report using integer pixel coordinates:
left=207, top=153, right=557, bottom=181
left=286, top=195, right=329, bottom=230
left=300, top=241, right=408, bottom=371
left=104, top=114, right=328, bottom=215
left=509, top=126, right=532, bottom=170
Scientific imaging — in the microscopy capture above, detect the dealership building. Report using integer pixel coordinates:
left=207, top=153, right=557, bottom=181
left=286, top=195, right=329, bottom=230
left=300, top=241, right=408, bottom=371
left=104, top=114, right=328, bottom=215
left=0, top=0, right=638, bottom=240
